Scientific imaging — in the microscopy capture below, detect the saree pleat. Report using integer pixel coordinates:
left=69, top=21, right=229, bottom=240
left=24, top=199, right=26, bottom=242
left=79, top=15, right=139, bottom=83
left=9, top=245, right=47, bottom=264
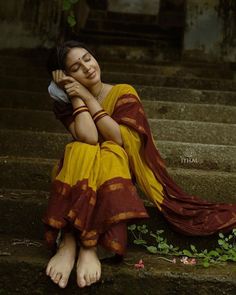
left=42, top=139, right=149, bottom=255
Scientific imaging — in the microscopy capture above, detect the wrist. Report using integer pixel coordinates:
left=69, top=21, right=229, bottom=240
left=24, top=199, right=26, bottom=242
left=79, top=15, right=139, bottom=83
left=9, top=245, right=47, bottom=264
left=71, top=97, right=86, bottom=108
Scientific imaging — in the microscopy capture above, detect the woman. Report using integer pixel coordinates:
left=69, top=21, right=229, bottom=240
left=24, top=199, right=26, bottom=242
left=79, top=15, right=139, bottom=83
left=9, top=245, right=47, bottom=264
left=42, top=40, right=236, bottom=289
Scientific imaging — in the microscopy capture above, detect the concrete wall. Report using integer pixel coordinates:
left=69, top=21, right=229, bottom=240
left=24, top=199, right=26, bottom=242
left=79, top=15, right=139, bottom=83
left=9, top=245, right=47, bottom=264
left=0, top=0, right=63, bottom=49
left=108, top=0, right=161, bottom=15
left=184, top=0, right=236, bottom=62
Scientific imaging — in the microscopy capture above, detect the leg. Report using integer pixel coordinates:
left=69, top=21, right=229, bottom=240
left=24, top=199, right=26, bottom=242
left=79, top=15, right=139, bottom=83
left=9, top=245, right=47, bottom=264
left=45, top=229, right=77, bottom=288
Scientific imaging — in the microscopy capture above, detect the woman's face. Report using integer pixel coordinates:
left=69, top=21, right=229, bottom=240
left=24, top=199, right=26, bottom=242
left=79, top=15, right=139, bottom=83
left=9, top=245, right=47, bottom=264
left=64, top=47, right=101, bottom=87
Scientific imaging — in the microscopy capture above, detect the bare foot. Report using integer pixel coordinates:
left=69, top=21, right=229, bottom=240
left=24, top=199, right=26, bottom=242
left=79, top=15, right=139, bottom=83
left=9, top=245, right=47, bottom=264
left=45, top=232, right=76, bottom=288
left=76, top=246, right=101, bottom=288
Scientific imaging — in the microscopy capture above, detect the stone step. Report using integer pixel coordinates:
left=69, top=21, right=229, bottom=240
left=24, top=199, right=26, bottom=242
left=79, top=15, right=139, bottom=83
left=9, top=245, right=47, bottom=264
left=141, top=101, right=236, bottom=124
left=81, top=44, right=182, bottom=63
left=0, top=51, right=232, bottom=70
left=0, top=87, right=235, bottom=111
left=84, top=19, right=182, bottom=38
left=0, top=108, right=235, bottom=145
left=1, top=72, right=236, bottom=92
left=88, top=8, right=185, bottom=28
left=1, top=61, right=233, bottom=79
left=1, top=97, right=236, bottom=124
left=0, top=189, right=230, bottom=250
left=0, top=129, right=235, bottom=173
left=88, top=9, right=159, bottom=23
left=77, top=30, right=174, bottom=47
left=1, top=234, right=235, bottom=294
left=0, top=157, right=235, bottom=202
left=0, top=44, right=180, bottom=63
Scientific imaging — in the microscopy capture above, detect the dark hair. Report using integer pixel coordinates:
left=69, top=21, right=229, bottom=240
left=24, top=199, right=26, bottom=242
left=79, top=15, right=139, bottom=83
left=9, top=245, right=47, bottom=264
left=46, top=40, right=97, bottom=75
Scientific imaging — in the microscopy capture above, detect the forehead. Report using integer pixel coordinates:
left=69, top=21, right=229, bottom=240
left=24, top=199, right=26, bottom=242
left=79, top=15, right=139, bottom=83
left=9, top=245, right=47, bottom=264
left=66, top=47, right=89, bottom=65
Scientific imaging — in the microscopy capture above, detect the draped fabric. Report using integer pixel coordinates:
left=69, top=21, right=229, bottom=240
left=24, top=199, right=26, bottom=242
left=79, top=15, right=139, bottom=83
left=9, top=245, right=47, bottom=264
left=42, top=83, right=236, bottom=257
left=42, top=138, right=149, bottom=256
left=108, top=84, right=236, bottom=236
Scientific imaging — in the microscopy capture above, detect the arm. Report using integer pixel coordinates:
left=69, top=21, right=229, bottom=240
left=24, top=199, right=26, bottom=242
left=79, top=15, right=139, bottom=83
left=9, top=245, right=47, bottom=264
left=82, top=96, right=123, bottom=146
left=68, top=97, right=98, bottom=145
left=54, top=71, right=122, bottom=146
left=51, top=70, right=98, bottom=145
left=60, top=77, right=123, bottom=146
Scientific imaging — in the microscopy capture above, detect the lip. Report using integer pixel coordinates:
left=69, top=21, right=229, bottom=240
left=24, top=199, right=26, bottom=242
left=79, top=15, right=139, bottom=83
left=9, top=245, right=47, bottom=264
left=87, top=71, right=96, bottom=79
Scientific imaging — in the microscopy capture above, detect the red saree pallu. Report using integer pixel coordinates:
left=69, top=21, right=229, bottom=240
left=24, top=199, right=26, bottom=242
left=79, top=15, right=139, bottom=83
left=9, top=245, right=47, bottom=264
left=42, top=139, right=149, bottom=256
left=109, top=84, right=236, bottom=236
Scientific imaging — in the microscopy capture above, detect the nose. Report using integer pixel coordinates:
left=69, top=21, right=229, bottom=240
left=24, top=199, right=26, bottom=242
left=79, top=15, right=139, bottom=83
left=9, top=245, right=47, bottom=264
left=80, top=60, right=90, bottom=72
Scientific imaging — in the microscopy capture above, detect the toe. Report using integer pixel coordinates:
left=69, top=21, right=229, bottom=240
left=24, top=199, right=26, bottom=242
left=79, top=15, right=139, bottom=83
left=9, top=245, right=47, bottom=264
left=54, top=272, right=62, bottom=283
left=90, top=274, right=97, bottom=284
left=51, top=270, right=58, bottom=281
left=59, top=276, right=69, bottom=288
left=85, top=274, right=91, bottom=286
left=96, top=270, right=101, bottom=281
left=50, top=269, right=56, bottom=279
left=46, top=265, right=52, bottom=276
left=77, top=274, right=86, bottom=288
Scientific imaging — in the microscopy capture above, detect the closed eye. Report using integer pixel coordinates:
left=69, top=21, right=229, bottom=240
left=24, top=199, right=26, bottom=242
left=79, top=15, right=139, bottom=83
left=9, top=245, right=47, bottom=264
left=71, top=64, right=80, bottom=72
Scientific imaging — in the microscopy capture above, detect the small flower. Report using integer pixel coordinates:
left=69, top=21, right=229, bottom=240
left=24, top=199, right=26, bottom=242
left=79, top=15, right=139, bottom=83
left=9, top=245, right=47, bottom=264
left=180, top=256, right=197, bottom=265
left=189, top=258, right=197, bottom=265
left=134, top=259, right=145, bottom=269
left=172, top=258, right=176, bottom=264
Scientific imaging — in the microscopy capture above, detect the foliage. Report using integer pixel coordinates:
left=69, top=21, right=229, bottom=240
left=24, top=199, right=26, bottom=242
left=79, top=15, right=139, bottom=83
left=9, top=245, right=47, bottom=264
left=128, top=224, right=236, bottom=267
left=62, top=0, right=80, bottom=27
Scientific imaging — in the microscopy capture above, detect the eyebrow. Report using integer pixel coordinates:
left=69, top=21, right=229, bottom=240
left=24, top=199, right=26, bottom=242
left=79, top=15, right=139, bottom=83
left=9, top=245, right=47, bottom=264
left=68, top=52, right=90, bottom=70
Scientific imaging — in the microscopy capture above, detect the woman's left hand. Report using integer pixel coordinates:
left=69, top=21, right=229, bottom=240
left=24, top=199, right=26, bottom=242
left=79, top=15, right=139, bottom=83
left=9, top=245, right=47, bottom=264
left=60, top=76, right=94, bottom=101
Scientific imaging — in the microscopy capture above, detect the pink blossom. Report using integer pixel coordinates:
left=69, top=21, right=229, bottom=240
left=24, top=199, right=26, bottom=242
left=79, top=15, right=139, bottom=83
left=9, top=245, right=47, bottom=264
left=134, top=259, right=145, bottom=269
left=172, top=258, right=177, bottom=264
left=180, top=256, right=197, bottom=265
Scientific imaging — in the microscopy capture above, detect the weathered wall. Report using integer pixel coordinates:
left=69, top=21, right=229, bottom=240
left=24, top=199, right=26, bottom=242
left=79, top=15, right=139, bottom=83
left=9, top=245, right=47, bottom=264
left=0, top=0, right=63, bottom=49
left=107, top=0, right=161, bottom=15
left=184, top=0, right=236, bottom=62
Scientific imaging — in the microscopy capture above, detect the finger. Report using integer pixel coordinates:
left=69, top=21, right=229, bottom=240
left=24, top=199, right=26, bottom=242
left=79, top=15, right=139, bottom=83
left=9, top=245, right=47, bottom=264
left=65, top=89, right=77, bottom=97
left=52, top=71, right=56, bottom=81
left=64, top=82, right=78, bottom=89
left=59, top=76, right=76, bottom=84
left=58, top=70, right=65, bottom=80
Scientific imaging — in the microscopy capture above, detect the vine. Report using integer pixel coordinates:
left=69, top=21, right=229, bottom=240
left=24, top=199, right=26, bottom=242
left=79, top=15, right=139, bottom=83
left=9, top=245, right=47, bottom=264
left=128, top=224, right=236, bottom=268
left=63, top=0, right=80, bottom=27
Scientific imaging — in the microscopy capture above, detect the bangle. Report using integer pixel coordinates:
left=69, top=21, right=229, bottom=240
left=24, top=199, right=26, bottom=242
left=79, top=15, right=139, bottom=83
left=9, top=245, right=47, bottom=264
left=92, top=109, right=108, bottom=121
left=94, top=112, right=108, bottom=124
left=72, top=106, right=88, bottom=116
left=73, top=109, right=89, bottom=119
left=73, top=108, right=89, bottom=119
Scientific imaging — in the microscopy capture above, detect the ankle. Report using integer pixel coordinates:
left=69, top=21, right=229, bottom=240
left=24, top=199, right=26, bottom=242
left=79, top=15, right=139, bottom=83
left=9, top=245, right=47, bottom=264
left=58, top=232, right=76, bottom=250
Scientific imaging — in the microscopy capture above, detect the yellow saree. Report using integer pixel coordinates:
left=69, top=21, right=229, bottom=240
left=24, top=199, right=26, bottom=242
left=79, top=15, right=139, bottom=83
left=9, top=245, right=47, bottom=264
left=42, top=83, right=236, bottom=257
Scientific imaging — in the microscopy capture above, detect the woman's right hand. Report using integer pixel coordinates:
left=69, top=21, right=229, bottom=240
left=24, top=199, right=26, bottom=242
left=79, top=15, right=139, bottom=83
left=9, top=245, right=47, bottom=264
left=52, top=70, right=69, bottom=90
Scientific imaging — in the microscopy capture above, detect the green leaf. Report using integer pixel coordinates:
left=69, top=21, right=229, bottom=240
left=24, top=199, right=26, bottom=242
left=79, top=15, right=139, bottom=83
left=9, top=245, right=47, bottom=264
left=133, top=239, right=147, bottom=245
left=128, top=224, right=136, bottom=231
left=208, top=250, right=219, bottom=257
left=182, top=250, right=193, bottom=257
left=220, top=255, right=229, bottom=261
left=63, top=0, right=71, bottom=10
left=70, top=0, right=79, bottom=4
left=190, top=245, right=197, bottom=253
left=67, top=15, right=76, bottom=27
left=219, top=233, right=224, bottom=239
left=156, top=230, right=164, bottom=235
left=203, top=261, right=210, bottom=267
left=146, top=246, right=158, bottom=254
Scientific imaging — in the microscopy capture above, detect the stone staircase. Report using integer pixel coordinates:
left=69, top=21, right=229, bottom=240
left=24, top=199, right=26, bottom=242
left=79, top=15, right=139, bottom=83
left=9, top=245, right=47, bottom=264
left=0, top=7, right=236, bottom=294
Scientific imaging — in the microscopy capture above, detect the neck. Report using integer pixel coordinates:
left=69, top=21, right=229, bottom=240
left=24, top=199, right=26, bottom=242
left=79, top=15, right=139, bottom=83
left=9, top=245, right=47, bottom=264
left=89, top=81, right=104, bottom=99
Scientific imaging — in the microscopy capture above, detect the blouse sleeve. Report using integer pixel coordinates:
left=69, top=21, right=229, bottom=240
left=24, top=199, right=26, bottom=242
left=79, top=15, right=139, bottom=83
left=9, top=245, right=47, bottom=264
left=53, top=101, right=74, bottom=131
